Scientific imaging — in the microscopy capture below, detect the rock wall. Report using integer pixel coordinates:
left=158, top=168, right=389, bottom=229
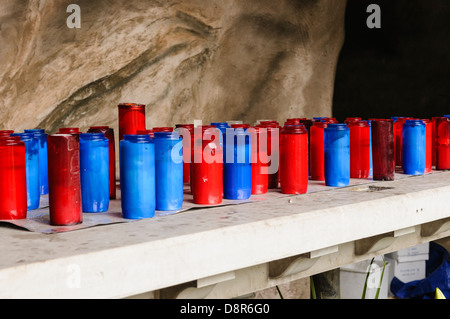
left=0, top=0, right=347, bottom=134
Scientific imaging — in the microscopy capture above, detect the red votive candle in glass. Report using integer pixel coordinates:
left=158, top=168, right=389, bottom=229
left=0, top=130, right=14, bottom=137
left=436, top=117, right=450, bottom=170
left=284, top=119, right=301, bottom=126
left=371, top=119, right=395, bottom=181
left=310, top=121, right=327, bottom=181
left=88, top=126, right=117, bottom=199
left=345, top=117, right=362, bottom=125
left=421, top=119, right=432, bottom=174
left=58, top=127, right=81, bottom=140
left=393, top=117, right=413, bottom=167
left=175, top=124, right=194, bottom=184
left=280, top=125, right=308, bottom=194
left=322, top=118, right=339, bottom=124
left=257, top=122, right=280, bottom=188
left=0, top=136, right=27, bottom=220
left=251, top=126, right=268, bottom=195
left=153, top=127, right=174, bottom=132
left=349, top=121, right=371, bottom=178
left=431, top=117, right=441, bottom=167
left=47, top=134, right=82, bottom=226
left=190, top=126, right=223, bottom=204
left=136, top=129, right=154, bottom=137
left=118, top=103, right=146, bottom=140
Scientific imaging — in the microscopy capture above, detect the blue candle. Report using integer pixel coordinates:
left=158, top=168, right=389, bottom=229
left=402, top=120, right=426, bottom=175
left=80, top=133, right=109, bottom=212
left=154, top=131, right=183, bottom=211
left=24, top=129, right=48, bottom=195
left=324, top=124, right=350, bottom=187
left=11, top=133, right=40, bottom=210
left=223, top=127, right=252, bottom=199
left=120, top=134, right=155, bottom=219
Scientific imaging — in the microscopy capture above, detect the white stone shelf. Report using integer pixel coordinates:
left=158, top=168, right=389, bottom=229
left=1, top=171, right=450, bottom=298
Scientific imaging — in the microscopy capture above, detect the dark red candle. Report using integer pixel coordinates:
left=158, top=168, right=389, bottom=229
left=436, top=117, right=450, bottom=170
left=118, top=103, right=146, bottom=140
left=349, top=121, right=371, bottom=179
left=175, top=124, right=195, bottom=184
left=47, top=134, right=82, bottom=226
left=251, top=126, right=268, bottom=195
left=371, top=119, right=395, bottom=181
left=190, top=126, right=223, bottom=204
left=58, top=127, right=81, bottom=141
left=87, top=126, right=117, bottom=199
left=310, top=121, right=327, bottom=181
left=279, top=125, right=308, bottom=194
left=0, top=136, right=27, bottom=220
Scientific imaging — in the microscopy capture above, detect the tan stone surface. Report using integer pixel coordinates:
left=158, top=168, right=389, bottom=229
left=0, top=0, right=346, bottom=134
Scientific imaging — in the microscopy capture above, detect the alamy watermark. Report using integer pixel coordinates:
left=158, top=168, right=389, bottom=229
left=172, top=120, right=280, bottom=175
left=367, top=4, right=381, bottom=29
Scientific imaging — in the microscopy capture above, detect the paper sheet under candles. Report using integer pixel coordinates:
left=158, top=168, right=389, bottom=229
left=0, top=171, right=431, bottom=234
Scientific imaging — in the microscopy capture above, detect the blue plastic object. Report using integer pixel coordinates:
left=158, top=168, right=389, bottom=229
left=24, top=129, right=48, bottom=195
left=223, top=128, right=252, bottom=199
left=80, top=133, right=109, bottom=212
left=402, top=120, right=426, bottom=175
left=120, top=134, right=155, bottom=219
left=324, top=124, right=350, bottom=187
left=154, top=131, right=183, bottom=211
left=391, top=242, right=450, bottom=299
left=11, top=133, right=40, bottom=210
left=211, top=122, right=230, bottom=134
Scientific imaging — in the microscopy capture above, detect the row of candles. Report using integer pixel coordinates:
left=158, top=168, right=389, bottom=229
left=0, top=102, right=449, bottom=226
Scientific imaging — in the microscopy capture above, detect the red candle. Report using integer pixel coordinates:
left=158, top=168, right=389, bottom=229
left=422, top=120, right=432, bottom=174
left=284, top=119, right=301, bottom=126
left=371, top=119, right=395, bottom=181
left=436, top=117, right=450, bottom=170
left=322, top=117, right=339, bottom=124
left=280, top=125, right=308, bottom=194
left=393, top=117, right=413, bottom=167
left=310, top=121, right=327, bottom=181
left=251, top=126, right=268, bottom=195
left=136, top=129, right=154, bottom=137
left=153, top=127, right=174, bottom=132
left=0, top=130, right=14, bottom=138
left=190, top=126, right=223, bottom=204
left=0, top=136, right=27, bottom=220
left=349, top=121, right=371, bottom=179
left=47, top=134, right=82, bottom=226
left=257, top=122, right=280, bottom=188
left=175, top=124, right=195, bottom=184
left=431, top=117, right=441, bottom=167
left=345, top=117, right=362, bottom=125
left=118, top=103, right=146, bottom=140
left=58, top=127, right=81, bottom=141
left=87, top=126, right=117, bottom=199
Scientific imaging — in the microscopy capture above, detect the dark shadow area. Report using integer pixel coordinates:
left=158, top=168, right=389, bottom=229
left=333, top=0, right=450, bottom=121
